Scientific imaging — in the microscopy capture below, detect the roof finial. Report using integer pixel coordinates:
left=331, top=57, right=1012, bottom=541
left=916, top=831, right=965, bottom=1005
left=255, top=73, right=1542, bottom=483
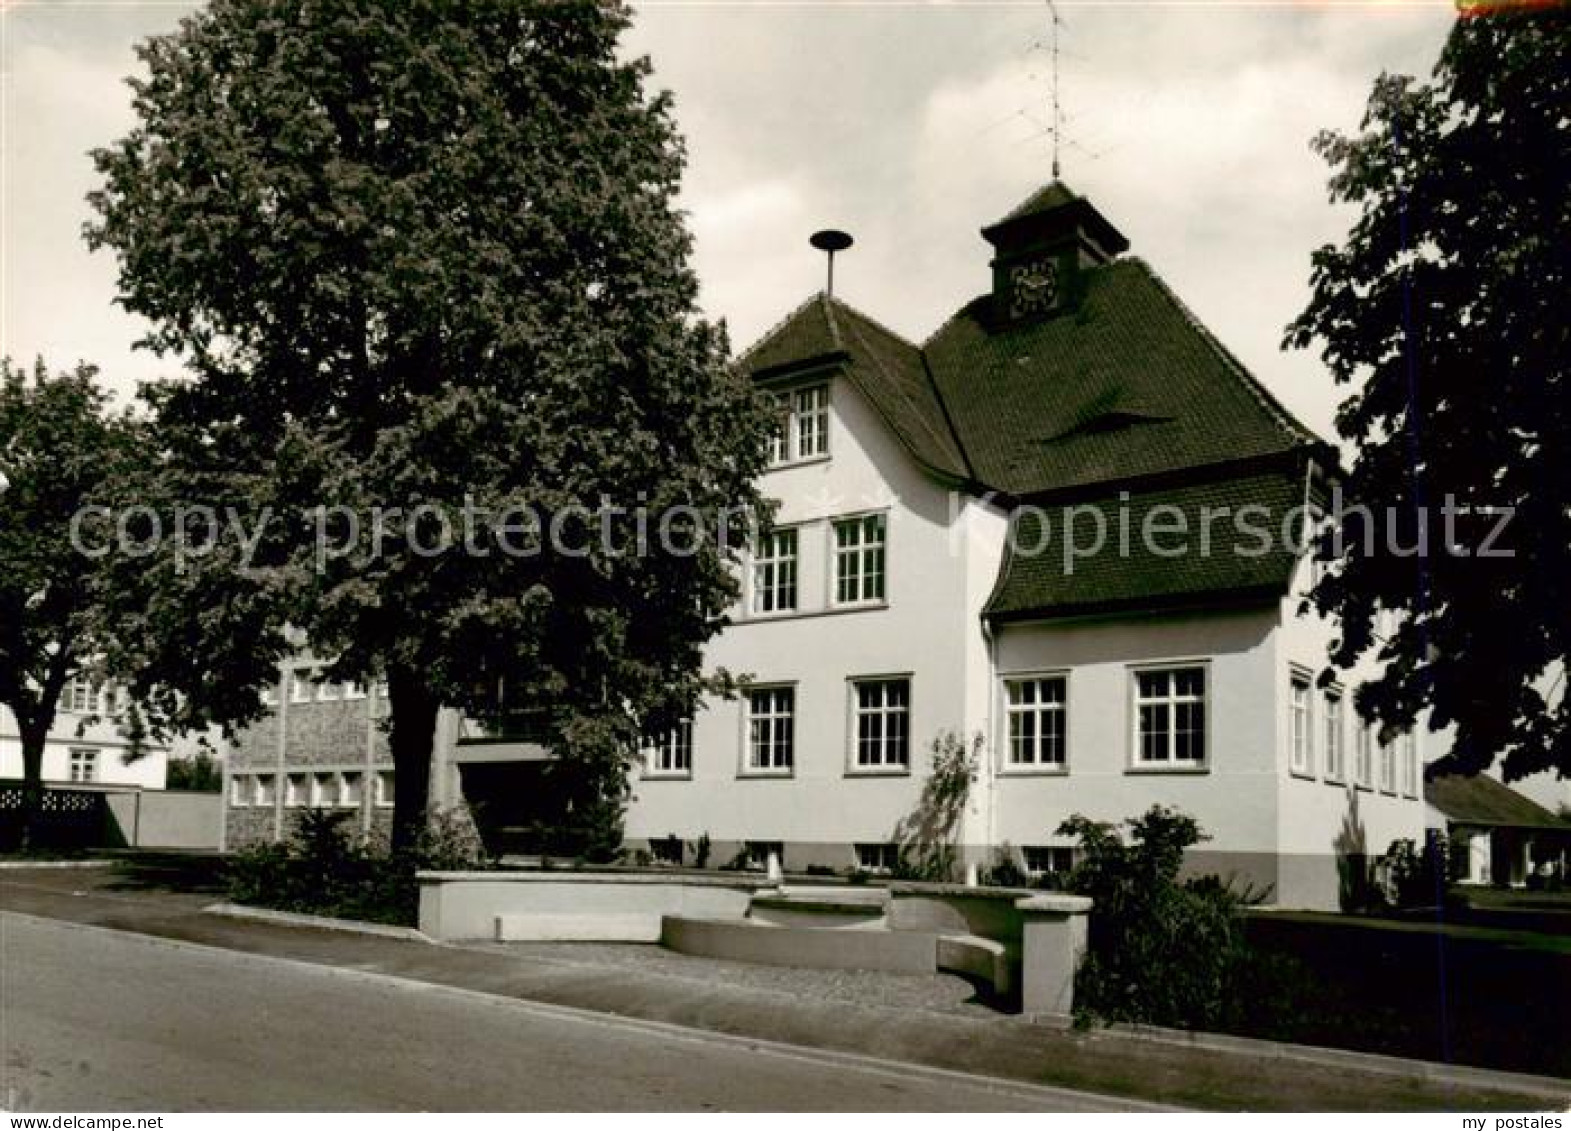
left=810, top=229, right=853, bottom=299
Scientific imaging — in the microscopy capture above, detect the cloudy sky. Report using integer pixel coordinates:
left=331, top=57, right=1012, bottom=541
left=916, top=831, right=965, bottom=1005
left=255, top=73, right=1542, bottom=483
left=2, top=0, right=1455, bottom=439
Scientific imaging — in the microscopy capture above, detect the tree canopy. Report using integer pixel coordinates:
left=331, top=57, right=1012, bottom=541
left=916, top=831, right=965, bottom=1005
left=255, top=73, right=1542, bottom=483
left=1286, top=8, right=1570, bottom=781
left=86, top=0, right=774, bottom=848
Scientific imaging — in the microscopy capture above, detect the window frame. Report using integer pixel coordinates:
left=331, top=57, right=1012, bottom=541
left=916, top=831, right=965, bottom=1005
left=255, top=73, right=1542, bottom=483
left=1323, top=687, right=1346, bottom=784
left=1289, top=669, right=1314, bottom=778
left=1128, top=662, right=1210, bottom=772
left=289, top=669, right=315, bottom=704
left=642, top=718, right=694, bottom=779
left=1000, top=672, right=1069, bottom=775
left=765, top=380, right=832, bottom=469
left=853, top=842, right=900, bottom=874
left=831, top=511, right=888, bottom=608
left=1022, top=845, right=1076, bottom=879
left=229, top=774, right=250, bottom=808
left=847, top=676, right=912, bottom=775
left=1355, top=720, right=1375, bottom=791
left=749, top=526, right=800, bottom=616
left=68, top=747, right=99, bottom=784
left=741, top=685, right=795, bottom=777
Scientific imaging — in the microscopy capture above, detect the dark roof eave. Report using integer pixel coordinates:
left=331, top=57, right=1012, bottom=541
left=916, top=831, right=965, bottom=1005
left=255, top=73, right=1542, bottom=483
left=748, top=351, right=850, bottom=384
left=1007, top=449, right=1312, bottom=510
left=985, top=583, right=1287, bottom=626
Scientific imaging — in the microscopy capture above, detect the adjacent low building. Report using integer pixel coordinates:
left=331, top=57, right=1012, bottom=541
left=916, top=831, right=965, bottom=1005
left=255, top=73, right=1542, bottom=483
left=0, top=676, right=168, bottom=790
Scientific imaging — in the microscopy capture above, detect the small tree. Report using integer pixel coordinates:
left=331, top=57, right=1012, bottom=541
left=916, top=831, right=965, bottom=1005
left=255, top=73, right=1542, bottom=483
left=0, top=359, right=146, bottom=846
left=1060, top=806, right=1262, bottom=1030
left=167, top=749, right=223, bottom=792
left=891, top=730, right=980, bottom=882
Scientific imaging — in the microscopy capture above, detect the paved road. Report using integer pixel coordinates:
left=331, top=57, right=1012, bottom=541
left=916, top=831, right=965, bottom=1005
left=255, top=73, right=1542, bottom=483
left=0, top=913, right=1117, bottom=1112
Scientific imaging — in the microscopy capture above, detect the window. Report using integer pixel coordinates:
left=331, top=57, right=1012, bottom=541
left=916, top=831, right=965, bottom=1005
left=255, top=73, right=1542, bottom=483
left=1324, top=690, right=1345, bottom=782
left=315, top=678, right=342, bottom=702
left=1378, top=735, right=1396, bottom=793
left=644, top=720, right=693, bottom=776
left=254, top=774, right=276, bottom=806
left=344, top=681, right=368, bottom=701
left=768, top=383, right=830, bottom=466
left=61, top=678, right=96, bottom=715
left=746, top=687, right=794, bottom=773
left=229, top=774, right=250, bottom=807
left=68, top=748, right=98, bottom=783
left=751, top=529, right=798, bottom=614
left=260, top=680, right=281, bottom=708
left=854, top=843, right=900, bottom=874
left=852, top=679, right=910, bottom=770
left=339, top=771, right=363, bottom=807
left=1004, top=676, right=1067, bottom=769
left=791, top=385, right=829, bottom=459
left=310, top=772, right=336, bottom=808
left=374, top=772, right=394, bottom=808
left=1399, top=731, right=1418, bottom=796
left=1134, top=667, right=1207, bottom=768
left=289, top=670, right=314, bottom=703
left=834, top=514, right=886, bottom=604
left=1289, top=674, right=1313, bottom=776
left=284, top=773, right=308, bottom=808
left=1023, top=846, right=1075, bottom=879
left=1356, top=722, right=1374, bottom=789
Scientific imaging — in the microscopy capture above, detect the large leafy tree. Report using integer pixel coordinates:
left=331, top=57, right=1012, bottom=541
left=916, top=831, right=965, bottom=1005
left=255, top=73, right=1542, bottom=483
left=86, top=0, right=773, bottom=849
left=1287, top=8, right=1569, bottom=781
left=0, top=360, right=147, bottom=843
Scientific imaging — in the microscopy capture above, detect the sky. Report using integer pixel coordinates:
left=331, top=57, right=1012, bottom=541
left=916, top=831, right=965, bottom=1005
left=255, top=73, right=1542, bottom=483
left=1, top=0, right=1457, bottom=440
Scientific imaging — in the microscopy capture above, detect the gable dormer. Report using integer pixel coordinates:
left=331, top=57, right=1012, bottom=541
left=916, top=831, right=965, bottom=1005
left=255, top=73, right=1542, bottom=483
left=981, top=181, right=1130, bottom=328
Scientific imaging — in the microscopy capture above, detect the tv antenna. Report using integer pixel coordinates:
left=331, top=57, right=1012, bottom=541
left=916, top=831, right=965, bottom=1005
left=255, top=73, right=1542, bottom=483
left=810, top=229, right=853, bottom=298
left=1047, top=0, right=1063, bottom=179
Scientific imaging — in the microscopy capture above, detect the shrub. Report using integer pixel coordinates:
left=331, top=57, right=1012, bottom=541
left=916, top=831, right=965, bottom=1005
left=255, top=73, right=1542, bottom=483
left=1060, top=805, right=1288, bottom=1031
left=1384, top=831, right=1460, bottom=909
left=225, top=804, right=492, bottom=926
left=980, top=843, right=1030, bottom=888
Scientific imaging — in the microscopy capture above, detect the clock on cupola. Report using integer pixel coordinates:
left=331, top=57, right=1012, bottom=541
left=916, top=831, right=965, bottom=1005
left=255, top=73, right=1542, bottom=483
left=982, top=181, right=1130, bottom=329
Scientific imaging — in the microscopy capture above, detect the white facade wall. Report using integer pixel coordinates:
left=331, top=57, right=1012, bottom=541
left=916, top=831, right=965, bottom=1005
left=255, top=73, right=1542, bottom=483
left=624, top=370, right=1005, bottom=866
left=0, top=706, right=169, bottom=789
left=988, top=606, right=1281, bottom=883
left=1272, top=558, right=1425, bottom=906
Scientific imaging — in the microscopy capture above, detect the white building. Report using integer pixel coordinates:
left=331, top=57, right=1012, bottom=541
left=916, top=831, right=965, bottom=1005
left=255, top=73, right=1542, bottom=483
left=231, top=182, right=1426, bottom=910
left=0, top=675, right=169, bottom=789
left=446, top=182, right=1422, bottom=909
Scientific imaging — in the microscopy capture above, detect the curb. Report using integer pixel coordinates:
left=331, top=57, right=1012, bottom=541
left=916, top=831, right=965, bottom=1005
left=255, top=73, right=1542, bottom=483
left=1048, top=1017, right=1571, bottom=1103
left=201, top=902, right=429, bottom=942
left=0, top=859, right=115, bottom=870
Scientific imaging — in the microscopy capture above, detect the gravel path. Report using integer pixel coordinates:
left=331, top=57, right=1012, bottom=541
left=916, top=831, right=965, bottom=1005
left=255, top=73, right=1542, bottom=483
left=475, top=940, right=1006, bottom=1018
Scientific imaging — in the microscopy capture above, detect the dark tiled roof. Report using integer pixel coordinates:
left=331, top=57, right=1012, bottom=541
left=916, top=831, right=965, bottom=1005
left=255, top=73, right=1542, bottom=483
left=739, top=293, right=970, bottom=482
left=734, top=186, right=1324, bottom=621
left=984, top=471, right=1304, bottom=620
left=924, top=258, right=1315, bottom=498
left=1426, top=773, right=1571, bottom=830
left=994, top=181, right=1079, bottom=226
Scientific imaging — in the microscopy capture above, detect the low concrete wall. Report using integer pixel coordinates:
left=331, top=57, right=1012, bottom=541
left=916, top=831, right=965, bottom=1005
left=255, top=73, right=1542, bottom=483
left=104, top=789, right=222, bottom=849
left=417, top=870, right=765, bottom=942
left=662, top=915, right=937, bottom=974
left=888, top=882, right=1035, bottom=946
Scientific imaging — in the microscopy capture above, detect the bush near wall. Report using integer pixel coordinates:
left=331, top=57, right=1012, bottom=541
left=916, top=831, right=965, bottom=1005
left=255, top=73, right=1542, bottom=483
left=226, top=806, right=489, bottom=926
left=1058, top=806, right=1303, bottom=1032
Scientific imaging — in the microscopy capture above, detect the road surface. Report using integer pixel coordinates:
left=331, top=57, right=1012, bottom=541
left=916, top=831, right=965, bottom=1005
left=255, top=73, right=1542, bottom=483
left=0, top=913, right=1124, bottom=1111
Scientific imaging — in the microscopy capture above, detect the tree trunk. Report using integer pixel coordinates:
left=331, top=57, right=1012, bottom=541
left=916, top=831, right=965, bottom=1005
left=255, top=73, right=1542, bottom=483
left=386, top=665, right=439, bottom=854
left=17, top=721, right=48, bottom=853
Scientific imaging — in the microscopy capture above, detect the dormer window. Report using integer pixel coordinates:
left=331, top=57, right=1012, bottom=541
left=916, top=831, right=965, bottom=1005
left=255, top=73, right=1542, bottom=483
left=769, top=383, right=830, bottom=466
